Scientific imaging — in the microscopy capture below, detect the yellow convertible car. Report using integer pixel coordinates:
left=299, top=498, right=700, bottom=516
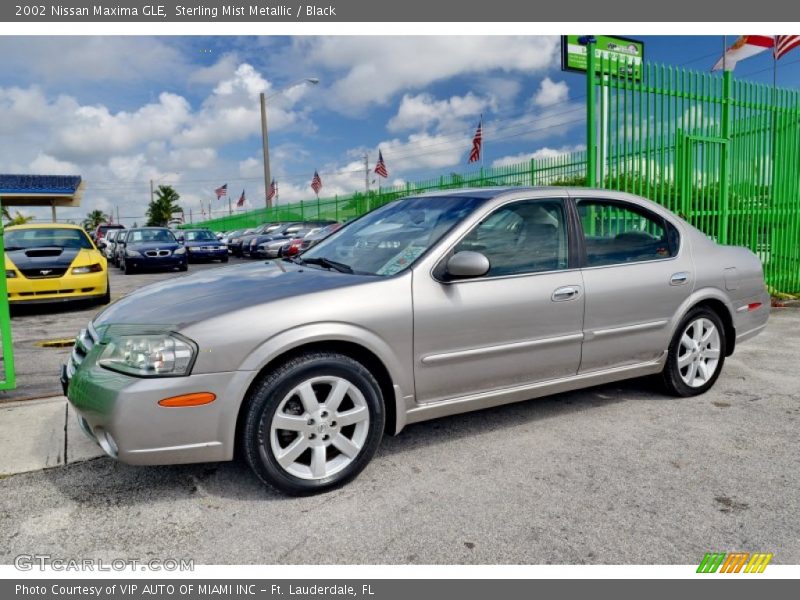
left=4, top=223, right=110, bottom=305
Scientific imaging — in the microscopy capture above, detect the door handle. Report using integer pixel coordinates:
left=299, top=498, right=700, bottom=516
left=552, top=285, right=580, bottom=302
left=670, top=272, right=689, bottom=286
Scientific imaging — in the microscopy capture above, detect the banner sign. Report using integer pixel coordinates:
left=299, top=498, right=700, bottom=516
left=561, top=35, right=645, bottom=79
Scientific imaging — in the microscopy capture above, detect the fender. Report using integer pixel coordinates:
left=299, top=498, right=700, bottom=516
left=667, top=286, right=736, bottom=346
left=236, top=321, right=413, bottom=433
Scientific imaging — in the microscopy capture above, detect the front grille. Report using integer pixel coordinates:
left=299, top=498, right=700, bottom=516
left=144, top=249, right=171, bottom=257
left=19, top=267, right=67, bottom=279
left=66, top=322, right=99, bottom=380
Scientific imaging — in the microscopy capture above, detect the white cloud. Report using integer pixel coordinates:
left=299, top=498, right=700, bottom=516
left=492, top=144, right=586, bottom=167
left=52, top=92, right=192, bottom=161
left=176, top=63, right=313, bottom=149
left=28, top=153, right=80, bottom=175
left=294, top=36, right=559, bottom=111
left=387, top=92, right=492, bottom=133
left=532, top=77, right=569, bottom=108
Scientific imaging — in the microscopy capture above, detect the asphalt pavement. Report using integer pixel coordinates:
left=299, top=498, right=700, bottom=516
left=0, top=308, right=797, bottom=564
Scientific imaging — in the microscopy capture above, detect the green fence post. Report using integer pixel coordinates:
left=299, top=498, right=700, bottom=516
left=585, top=37, right=598, bottom=187
left=0, top=209, right=17, bottom=391
left=719, top=70, right=732, bottom=245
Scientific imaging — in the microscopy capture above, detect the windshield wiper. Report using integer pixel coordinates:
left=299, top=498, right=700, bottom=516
left=298, top=256, right=354, bottom=274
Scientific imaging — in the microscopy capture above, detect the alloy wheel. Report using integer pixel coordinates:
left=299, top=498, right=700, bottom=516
left=268, top=376, right=370, bottom=480
left=677, top=317, right=721, bottom=388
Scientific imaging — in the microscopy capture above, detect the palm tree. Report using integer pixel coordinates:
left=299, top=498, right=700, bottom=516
left=4, top=210, right=34, bottom=227
left=83, top=209, right=110, bottom=232
left=146, top=185, right=182, bottom=226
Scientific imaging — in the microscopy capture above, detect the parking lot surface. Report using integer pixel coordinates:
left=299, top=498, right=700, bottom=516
left=1, top=258, right=247, bottom=402
left=0, top=307, right=797, bottom=564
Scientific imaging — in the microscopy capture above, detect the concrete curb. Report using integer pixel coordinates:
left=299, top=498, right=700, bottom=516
left=0, top=396, right=104, bottom=477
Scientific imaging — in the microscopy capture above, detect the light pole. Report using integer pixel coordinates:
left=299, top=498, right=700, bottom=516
left=261, top=77, right=319, bottom=210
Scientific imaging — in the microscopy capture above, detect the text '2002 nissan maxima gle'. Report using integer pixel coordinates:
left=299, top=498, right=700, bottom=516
left=63, top=188, right=769, bottom=495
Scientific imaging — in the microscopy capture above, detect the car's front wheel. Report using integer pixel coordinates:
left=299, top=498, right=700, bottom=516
left=242, top=352, right=385, bottom=495
left=661, top=307, right=726, bottom=397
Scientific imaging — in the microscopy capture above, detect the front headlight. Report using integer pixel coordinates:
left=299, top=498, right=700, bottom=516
left=98, top=333, right=196, bottom=377
left=187, top=246, right=198, bottom=252
left=5, top=270, right=16, bottom=278
left=174, top=247, right=186, bottom=255
left=126, top=249, right=142, bottom=257
left=72, top=263, right=103, bottom=274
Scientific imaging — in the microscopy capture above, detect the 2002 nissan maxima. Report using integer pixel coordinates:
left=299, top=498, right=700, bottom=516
left=63, top=188, right=769, bottom=495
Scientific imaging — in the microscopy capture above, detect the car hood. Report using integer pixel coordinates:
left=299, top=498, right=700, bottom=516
left=6, top=247, right=81, bottom=270
left=94, top=261, right=375, bottom=328
left=128, top=241, right=181, bottom=251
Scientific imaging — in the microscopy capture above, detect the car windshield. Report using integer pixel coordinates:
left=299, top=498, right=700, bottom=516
left=301, top=196, right=486, bottom=276
left=184, top=230, right=217, bottom=242
left=127, top=229, right=176, bottom=243
left=5, top=228, right=94, bottom=250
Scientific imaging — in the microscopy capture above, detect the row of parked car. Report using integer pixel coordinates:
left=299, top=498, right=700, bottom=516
left=219, top=220, right=341, bottom=259
left=93, top=220, right=342, bottom=274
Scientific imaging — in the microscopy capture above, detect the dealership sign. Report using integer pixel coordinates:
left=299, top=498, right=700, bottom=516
left=561, top=35, right=644, bottom=79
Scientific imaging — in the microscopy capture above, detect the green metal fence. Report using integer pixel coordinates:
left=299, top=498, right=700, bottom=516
left=185, top=151, right=588, bottom=233
left=587, top=49, right=800, bottom=293
left=191, top=54, right=800, bottom=293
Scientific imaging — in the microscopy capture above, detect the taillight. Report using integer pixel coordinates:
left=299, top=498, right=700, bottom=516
left=747, top=302, right=762, bottom=312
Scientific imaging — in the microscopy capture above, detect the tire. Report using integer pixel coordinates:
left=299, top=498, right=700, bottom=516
left=123, top=260, right=136, bottom=275
left=221, top=255, right=229, bottom=263
left=242, top=352, right=385, bottom=495
left=98, top=277, right=111, bottom=305
left=178, top=261, right=188, bottom=272
left=661, top=306, right=726, bottom=397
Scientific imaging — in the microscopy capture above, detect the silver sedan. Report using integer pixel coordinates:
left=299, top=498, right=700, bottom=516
left=64, top=188, right=769, bottom=495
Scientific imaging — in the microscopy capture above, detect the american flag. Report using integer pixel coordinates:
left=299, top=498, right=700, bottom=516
left=267, top=178, right=277, bottom=202
left=236, top=189, right=246, bottom=208
left=374, top=150, right=388, bottom=178
left=215, top=183, right=228, bottom=199
left=311, top=170, right=322, bottom=194
left=468, top=117, right=483, bottom=164
left=775, top=35, right=800, bottom=60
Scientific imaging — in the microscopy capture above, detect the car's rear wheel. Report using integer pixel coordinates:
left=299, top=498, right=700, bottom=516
left=242, top=352, right=384, bottom=495
left=661, top=307, right=726, bottom=397
left=221, top=255, right=229, bottom=263
left=99, top=277, right=111, bottom=304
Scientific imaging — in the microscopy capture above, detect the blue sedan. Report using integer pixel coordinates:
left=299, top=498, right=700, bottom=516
left=178, top=229, right=229, bottom=263
left=118, top=227, right=188, bottom=275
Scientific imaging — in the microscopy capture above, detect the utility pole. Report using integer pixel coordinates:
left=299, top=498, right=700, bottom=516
left=150, top=179, right=154, bottom=202
left=189, top=208, right=193, bottom=224
left=115, top=205, right=120, bottom=226
left=364, top=153, right=370, bottom=194
left=260, top=92, right=272, bottom=211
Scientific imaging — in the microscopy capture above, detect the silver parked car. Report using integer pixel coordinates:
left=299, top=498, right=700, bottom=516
left=63, top=188, right=769, bottom=495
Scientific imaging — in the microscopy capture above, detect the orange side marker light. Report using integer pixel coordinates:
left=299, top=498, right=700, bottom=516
left=158, top=392, right=217, bottom=407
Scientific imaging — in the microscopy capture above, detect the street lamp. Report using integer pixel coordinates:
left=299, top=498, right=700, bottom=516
left=260, top=77, right=320, bottom=210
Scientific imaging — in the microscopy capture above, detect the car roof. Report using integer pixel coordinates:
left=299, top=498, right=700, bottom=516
left=6, top=223, right=86, bottom=231
left=413, top=186, right=573, bottom=199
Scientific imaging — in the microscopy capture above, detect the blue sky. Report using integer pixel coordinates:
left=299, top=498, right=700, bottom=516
left=1, top=35, right=798, bottom=225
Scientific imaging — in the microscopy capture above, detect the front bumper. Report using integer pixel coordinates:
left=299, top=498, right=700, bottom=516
left=7, top=271, right=107, bottom=303
left=64, top=334, right=253, bottom=465
left=187, top=248, right=227, bottom=260
left=125, top=256, right=186, bottom=270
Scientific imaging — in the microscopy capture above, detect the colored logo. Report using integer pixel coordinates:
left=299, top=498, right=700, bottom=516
left=697, top=552, right=773, bottom=573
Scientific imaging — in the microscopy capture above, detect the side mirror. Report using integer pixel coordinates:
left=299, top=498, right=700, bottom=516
left=97, top=240, right=107, bottom=249
left=445, top=251, right=490, bottom=280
